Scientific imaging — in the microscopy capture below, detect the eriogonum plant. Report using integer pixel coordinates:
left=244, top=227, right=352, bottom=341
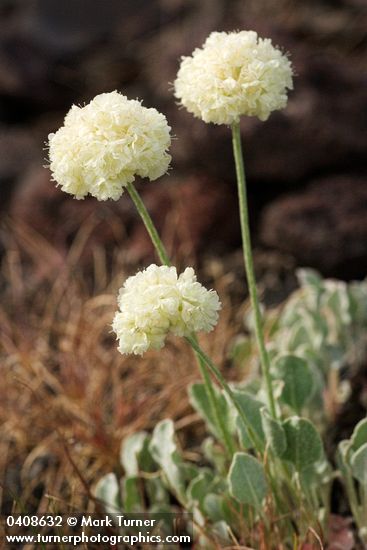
left=47, top=31, right=367, bottom=548
left=174, top=30, right=293, bottom=418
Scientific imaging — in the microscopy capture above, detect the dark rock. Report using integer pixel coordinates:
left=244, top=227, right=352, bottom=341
left=2, top=0, right=367, bottom=276
left=0, top=127, right=39, bottom=204
left=259, top=176, right=367, bottom=279
left=9, top=169, right=238, bottom=269
left=130, top=175, right=239, bottom=263
left=8, top=167, right=135, bottom=275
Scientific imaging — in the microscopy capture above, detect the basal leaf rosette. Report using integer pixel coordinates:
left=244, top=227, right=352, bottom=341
left=174, top=31, right=293, bottom=125
left=112, top=264, right=221, bottom=355
left=48, top=91, right=171, bottom=200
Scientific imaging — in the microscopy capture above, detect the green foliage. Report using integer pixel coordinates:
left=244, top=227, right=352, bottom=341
left=261, top=407, right=286, bottom=457
left=122, top=476, right=143, bottom=512
left=267, top=270, right=367, bottom=419
left=149, top=419, right=187, bottom=503
left=337, top=420, right=367, bottom=540
left=120, top=431, right=152, bottom=476
left=231, top=390, right=265, bottom=450
left=94, top=272, right=367, bottom=546
left=274, top=355, right=313, bottom=414
left=351, top=444, right=367, bottom=484
left=189, top=382, right=235, bottom=440
left=351, top=417, right=367, bottom=451
left=228, top=452, right=267, bottom=509
left=282, top=417, right=323, bottom=471
left=94, top=473, right=120, bottom=513
left=233, top=270, right=367, bottom=453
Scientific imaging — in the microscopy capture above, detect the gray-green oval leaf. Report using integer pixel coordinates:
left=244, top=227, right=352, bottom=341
left=122, top=476, right=143, bottom=512
left=351, top=443, right=367, bottom=484
left=228, top=452, right=267, bottom=510
left=351, top=418, right=367, bottom=452
left=189, top=382, right=235, bottom=441
left=149, top=419, right=186, bottom=502
left=94, top=473, right=120, bottom=513
left=261, top=407, right=286, bottom=457
left=232, top=390, right=265, bottom=450
left=275, top=355, right=313, bottom=413
left=120, top=431, right=150, bottom=477
left=282, top=417, right=323, bottom=471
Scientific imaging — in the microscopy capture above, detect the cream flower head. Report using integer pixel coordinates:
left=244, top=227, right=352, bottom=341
left=48, top=91, right=171, bottom=200
left=112, top=264, right=221, bottom=355
left=174, top=31, right=293, bottom=125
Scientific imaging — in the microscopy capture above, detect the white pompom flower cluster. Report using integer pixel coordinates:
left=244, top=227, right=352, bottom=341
left=112, top=264, right=221, bottom=355
left=48, top=91, right=171, bottom=201
left=174, top=30, right=293, bottom=125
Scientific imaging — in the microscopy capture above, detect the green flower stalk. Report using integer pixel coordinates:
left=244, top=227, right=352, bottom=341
left=231, top=122, right=277, bottom=418
left=174, top=30, right=293, bottom=418
left=126, top=181, right=171, bottom=266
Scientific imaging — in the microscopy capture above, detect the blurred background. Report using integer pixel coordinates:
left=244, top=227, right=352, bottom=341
left=1, top=0, right=367, bottom=278
left=1, top=0, right=367, bottom=520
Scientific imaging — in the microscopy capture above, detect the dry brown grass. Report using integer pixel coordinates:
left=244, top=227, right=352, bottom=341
left=0, top=215, right=237, bottom=517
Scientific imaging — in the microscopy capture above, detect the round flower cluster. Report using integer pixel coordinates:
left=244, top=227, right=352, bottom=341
left=112, top=264, right=221, bottom=355
left=48, top=91, right=171, bottom=201
left=174, top=31, right=293, bottom=125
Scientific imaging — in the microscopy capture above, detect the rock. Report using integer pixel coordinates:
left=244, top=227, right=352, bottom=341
left=3, top=0, right=367, bottom=277
left=142, top=0, right=367, bottom=187
left=129, top=175, right=239, bottom=262
left=259, top=176, right=367, bottom=279
left=0, top=127, right=39, bottom=205
left=9, top=169, right=238, bottom=270
left=8, top=167, right=135, bottom=278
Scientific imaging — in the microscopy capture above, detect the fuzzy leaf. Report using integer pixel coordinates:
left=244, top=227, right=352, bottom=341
left=120, top=431, right=151, bottom=477
left=300, top=459, right=333, bottom=487
left=203, top=494, right=239, bottom=525
left=212, top=521, right=232, bottom=545
left=187, top=470, right=214, bottom=511
left=336, top=440, right=353, bottom=475
left=261, top=407, right=286, bottom=457
left=282, top=417, right=323, bottom=471
left=232, top=390, right=265, bottom=450
left=351, top=443, right=367, bottom=484
left=122, top=476, right=143, bottom=512
left=94, top=473, right=120, bottom=513
left=189, top=382, right=234, bottom=440
left=145, top=477, right=169, bottom=505
left=203, top=494, right=226, bottom=523
left=202, top=437, right=227, bottom=472
left=351, top=418, right=367, bottom=452
left=275, top=355, right=313, bottom=413
left=228, top=452, right=267, bottom=510
left=149, top=419, right=186, bottom=502
left=297, top=268, right=323, bottom=288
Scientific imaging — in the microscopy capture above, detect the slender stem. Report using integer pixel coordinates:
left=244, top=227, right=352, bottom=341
left=192, top=334, right=236, bottom=456
left=126, top=181, right=171, bottom=266
left=340, top=466, right=362, bottom=535
left=358, top=485, right=367, bottom=540
left=126, top=181, right=235, bottom=454
left=187, top=335, right=305, bottom=536
left=231, top=122, right=277, bottom=419
left=186, top=334, right=263, bottom=454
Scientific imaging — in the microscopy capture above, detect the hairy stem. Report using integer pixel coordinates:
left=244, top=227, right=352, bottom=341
left=126, top=181, right=171, bottom=266
left=186, top=334, right=263, bottom=454
left=126, top=181, right=235, bottom=454
left=231, top=122, right=277, bottom=419
left=191, top=334, right=236, bottom=455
